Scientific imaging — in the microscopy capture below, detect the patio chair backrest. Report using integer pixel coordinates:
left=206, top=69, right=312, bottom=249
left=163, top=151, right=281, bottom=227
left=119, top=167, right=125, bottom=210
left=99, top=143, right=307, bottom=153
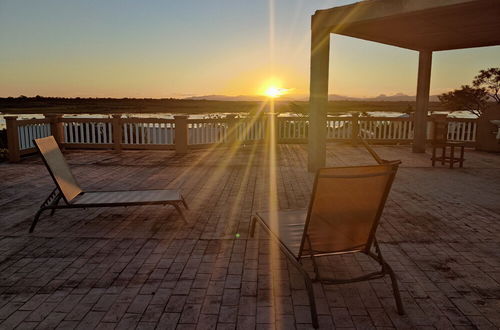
left=34, top=136, right=83, bottom=202
left=300, top=162, right=399, bottom=257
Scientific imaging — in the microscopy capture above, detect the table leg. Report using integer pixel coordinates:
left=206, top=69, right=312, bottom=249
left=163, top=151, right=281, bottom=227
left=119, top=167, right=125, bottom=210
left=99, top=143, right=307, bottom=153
left=459, top=146, right=464, bottom=168
left=450, top=146, right=455, bottom=169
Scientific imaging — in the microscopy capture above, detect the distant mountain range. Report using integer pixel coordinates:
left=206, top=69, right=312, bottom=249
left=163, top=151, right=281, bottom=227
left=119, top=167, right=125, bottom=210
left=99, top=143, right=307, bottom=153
left=185, top=93, right=440, bottom=102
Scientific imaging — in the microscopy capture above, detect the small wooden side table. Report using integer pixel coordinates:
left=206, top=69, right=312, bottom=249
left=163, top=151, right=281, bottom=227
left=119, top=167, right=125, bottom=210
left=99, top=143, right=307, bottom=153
left=431, top=142, right=465, bottom=168
left=430, top=115, right=465, bottom=169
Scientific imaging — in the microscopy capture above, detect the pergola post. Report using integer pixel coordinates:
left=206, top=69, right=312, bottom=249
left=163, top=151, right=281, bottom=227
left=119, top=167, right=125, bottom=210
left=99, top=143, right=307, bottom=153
left=413, top=50, right=432, bottom=153
left=308, top=17, right=330, bottom=172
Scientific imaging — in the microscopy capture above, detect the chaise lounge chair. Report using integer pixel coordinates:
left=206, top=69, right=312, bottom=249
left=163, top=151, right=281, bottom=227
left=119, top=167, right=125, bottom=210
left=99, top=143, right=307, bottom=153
left=250, top=143, right=404, bottom=328
left=29, top=136, right=188, bottom=233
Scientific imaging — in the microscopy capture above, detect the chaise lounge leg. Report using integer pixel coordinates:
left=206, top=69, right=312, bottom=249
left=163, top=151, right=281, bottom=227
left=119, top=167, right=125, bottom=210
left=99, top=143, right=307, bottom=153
left=30, top=208, right=47, bottom=233
left=249, top=216, right=258, bottom=237
left=173, top=203, right=188, bottom=223
left=181, top=195, right=189, bottom=210
left=50, top=195, right=62, bottom=216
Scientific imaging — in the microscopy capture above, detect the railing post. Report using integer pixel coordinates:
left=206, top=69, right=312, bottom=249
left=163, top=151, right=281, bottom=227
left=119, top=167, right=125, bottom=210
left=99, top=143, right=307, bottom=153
left=174, top=115, right=189, bottom=154
left=112, top=115, right=123, bottom=152
left=351, top=113, right=360, bottom=145
left=5, top=116, right=20, bottom=162
left=226, top=114, right=238, bottom=145
left=46, top=114, right=64, bottom=149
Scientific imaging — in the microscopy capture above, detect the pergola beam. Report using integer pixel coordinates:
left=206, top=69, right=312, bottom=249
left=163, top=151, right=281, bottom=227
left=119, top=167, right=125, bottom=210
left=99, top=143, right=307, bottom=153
left=313, top=0, right=480, bottom=31
left=313, top=0, right=500, bottom=53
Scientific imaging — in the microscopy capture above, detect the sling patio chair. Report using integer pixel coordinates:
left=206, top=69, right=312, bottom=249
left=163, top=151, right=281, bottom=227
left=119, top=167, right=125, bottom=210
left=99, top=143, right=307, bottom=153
left=250, top=144, right=404, bottom=328
left=29, top=136, right=188, bottom=233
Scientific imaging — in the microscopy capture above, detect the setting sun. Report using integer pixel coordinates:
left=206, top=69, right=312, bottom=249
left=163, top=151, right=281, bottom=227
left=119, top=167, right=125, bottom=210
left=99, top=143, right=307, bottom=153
left=263, top=84, right=291, bottom=98
left=265, top=86, right=285, bottom=98
left=258, top=77, right=291, bottom=98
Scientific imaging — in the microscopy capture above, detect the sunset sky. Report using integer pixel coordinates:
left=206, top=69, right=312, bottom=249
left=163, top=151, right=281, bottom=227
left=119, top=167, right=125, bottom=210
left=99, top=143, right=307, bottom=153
left=1, top=0, right=499, bottom=99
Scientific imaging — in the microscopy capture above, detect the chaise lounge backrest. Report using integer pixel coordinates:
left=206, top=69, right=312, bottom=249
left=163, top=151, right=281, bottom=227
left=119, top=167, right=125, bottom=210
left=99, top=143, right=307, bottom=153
left=300, top=162, right=399, bottom=257
left=34, top=136, right=83, bottom=202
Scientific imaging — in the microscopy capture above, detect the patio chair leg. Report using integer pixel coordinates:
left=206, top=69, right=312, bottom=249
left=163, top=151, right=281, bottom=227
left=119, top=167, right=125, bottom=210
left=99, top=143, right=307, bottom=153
left=299, top=265, right=319, bottom=329
left=385, top=262, right=405, bottom=315
left=373, top=239, right=405, bottom=315
left=306, top=236, right=321, bottom=281
left=310, top=255, right=321, bottom=281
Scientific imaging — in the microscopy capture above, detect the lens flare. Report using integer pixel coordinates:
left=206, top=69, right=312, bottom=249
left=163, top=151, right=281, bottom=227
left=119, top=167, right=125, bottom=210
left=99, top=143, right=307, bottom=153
left=264, top=86, right=287, bottom=98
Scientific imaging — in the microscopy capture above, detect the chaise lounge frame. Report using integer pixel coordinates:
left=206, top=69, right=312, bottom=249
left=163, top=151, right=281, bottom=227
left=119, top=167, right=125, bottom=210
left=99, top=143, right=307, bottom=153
left=30, top=136, right=188, bottom=233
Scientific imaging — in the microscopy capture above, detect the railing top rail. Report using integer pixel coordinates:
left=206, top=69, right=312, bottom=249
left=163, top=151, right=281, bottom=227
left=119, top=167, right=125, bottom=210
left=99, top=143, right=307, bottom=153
left=61, top=118, right=112, bottom=123
left=444, top=117, right=477, bottom=122
left=12, top=118, right=51, bottom=125
left=187, top=118, right=230, bottom=124
left=278, top=116, right=309, bottom=121
left=121, top=118, right=175, bottom=124
left=357, top=116, right=412, bottom=121
left=326, top=116, right=354, bottom=121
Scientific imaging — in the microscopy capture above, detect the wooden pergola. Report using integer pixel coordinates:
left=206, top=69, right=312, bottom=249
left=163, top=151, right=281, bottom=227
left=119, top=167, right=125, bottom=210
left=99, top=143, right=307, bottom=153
left=308, top=0, right=500, bottom=171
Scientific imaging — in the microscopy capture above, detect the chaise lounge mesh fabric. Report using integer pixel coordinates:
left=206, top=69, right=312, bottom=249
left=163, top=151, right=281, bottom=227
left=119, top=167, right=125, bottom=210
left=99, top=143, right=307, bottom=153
left=30, top=136, right=188, bottom=232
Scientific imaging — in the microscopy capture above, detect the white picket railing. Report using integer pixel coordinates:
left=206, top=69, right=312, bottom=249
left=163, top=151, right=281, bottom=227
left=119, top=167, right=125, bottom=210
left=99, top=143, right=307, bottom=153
left=8, top=115, right=478, bottom=161
left=123, top=122, right=175, bottom=145
left=63, top=120, right=113, bottom=144
left=18, top=122, right=52, bottom=150
left=237, top=118, right=265, bottom=142
left=188, top=120, right=228, bottom=145
left=327, top=118, right=352, bottom=140
left=279, top=118, right=308, bottom=140
left=359, top=119, right=414, bottom=140
left=448, top=121, right=476, bottom=142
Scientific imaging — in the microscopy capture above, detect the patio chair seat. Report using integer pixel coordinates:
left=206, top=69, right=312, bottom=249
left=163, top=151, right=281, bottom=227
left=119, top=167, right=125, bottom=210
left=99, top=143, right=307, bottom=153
left=72, top=189, right=182, bottom=206
left=255, top=209, right=307, bottom=258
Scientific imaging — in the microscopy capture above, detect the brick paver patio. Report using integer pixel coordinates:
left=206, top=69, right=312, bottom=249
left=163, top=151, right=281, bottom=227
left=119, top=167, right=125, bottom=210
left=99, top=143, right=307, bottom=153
left=0, top=144, right=499, bottom=329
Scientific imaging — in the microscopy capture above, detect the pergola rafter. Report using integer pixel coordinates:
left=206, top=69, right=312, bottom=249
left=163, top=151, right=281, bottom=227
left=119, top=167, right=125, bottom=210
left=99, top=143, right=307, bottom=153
left=308, top=0, right=500, bottom=171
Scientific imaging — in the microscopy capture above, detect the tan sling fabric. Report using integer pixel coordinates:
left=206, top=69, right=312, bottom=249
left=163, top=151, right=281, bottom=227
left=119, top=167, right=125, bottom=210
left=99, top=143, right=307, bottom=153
left=302, top=164, right=397, bottom=256
left=34, top=136, right=83, bottom=202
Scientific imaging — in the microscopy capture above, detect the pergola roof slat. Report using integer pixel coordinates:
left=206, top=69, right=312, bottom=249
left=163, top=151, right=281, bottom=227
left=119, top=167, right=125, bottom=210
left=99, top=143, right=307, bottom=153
left=314, top=0, right=500, bottom=52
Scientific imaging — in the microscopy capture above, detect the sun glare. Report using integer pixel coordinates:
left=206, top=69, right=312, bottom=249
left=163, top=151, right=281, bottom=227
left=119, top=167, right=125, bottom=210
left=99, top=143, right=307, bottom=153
left=264, top=86, right=288, bottom=98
